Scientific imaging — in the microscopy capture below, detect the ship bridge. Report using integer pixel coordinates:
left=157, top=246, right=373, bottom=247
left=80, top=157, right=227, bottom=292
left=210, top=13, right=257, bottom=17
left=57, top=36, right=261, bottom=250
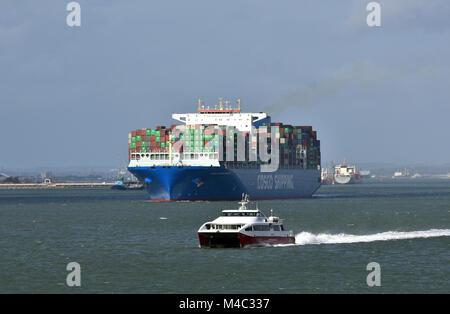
left=172, top=98, right=270, bottom=132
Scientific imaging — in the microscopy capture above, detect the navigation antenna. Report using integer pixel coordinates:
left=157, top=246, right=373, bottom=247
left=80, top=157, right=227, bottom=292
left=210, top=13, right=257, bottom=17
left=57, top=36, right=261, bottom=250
left=239, top=193, right=249, bottom=211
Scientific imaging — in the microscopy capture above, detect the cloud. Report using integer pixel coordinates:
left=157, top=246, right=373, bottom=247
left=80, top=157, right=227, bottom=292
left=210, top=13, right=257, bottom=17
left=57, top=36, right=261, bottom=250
left=263, top=60, right=444, bottom=114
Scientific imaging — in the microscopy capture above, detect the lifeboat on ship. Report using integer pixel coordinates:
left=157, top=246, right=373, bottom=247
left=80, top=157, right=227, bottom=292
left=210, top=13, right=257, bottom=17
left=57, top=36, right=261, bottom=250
left=197, top=194, right=295, bottom=248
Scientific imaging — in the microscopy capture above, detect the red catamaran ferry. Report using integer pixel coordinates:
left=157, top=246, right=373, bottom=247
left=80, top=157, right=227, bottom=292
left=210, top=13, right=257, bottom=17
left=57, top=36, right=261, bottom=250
left=198, top=194, right=295, bottom=248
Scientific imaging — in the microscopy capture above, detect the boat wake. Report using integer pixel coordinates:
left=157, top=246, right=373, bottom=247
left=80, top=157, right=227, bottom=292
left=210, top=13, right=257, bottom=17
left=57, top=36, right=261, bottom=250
left=281, top=229, right=450, bottom=246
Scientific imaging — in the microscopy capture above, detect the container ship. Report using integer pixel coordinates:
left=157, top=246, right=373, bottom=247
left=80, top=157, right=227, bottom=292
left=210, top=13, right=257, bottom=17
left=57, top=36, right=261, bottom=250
left=127, top=98, right=321, bottom=201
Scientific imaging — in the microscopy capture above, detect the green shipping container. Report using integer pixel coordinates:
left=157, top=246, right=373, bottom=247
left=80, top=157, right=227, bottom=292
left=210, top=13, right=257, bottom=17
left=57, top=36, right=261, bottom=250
left=131, top=137, right=136, bottom=143
left=141, top=147, right=146, bottom=152
left=146, top=129, right=151, bottom=136
left=131, top=143, right=136, bottom=149
left=141, top=141, right=146, bottom=147
left=156, top=136, right=160, bottom=142
left=161, top=143, right=166, bottom=148
left=137, top=135, right=141, bottom=141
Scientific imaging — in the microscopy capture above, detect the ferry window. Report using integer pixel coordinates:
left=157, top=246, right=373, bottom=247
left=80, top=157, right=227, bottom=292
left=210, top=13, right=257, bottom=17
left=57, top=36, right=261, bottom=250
left=245, top=226, right=253, bottom=231
left=150, top=154, right=155, bottom=160
left=131, top=154, right=135, bottom=159
left=165, top=154, right=169, bottom=160
left=191, top=154, right=195, bottom=159
left=254, top=225, right=270, bottom=231
left=141, top=154, right=145, bottom=157
left=146, top=154, right=149, bottom=157
left=205, top=224, right=210, bottom=230
left=280, top=225, right=284, bottom=231
left=273, top=225, right=281, bottom=231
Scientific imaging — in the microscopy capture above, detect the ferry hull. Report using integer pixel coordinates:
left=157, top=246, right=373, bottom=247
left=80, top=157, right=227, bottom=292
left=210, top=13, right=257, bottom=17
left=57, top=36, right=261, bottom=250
left=198, top=232, right=241, bottom=248
left=128, top=166, right=321, bottom=201
left=198, top=232, right=296, bottom=248
left=238, top=233, right=295, bottom=246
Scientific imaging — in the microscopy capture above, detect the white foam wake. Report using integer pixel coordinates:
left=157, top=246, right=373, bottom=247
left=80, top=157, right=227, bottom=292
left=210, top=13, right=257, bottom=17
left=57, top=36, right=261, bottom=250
left=293, top=229, right=450, bottom=246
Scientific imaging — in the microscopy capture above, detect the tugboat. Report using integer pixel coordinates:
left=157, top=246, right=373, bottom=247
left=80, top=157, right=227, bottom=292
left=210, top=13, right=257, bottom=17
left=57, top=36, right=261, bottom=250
left=111, top=178, right=145, bottom=190
left=111, top=178, right=128, bottom=190
left=198, top=194, right=295, bottom=248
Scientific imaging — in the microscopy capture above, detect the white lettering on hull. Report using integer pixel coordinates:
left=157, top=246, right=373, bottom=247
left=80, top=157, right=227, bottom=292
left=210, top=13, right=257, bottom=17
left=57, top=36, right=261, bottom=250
left=257, top=175, right=294, bottom=190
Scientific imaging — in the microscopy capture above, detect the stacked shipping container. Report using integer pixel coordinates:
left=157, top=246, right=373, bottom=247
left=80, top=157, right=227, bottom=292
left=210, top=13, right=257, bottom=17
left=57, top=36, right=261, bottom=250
left=128, top=123, right=320, bottom=169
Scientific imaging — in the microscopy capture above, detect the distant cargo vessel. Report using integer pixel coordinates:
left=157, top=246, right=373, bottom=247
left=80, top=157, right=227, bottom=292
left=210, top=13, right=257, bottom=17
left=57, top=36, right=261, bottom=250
left=392, top=169, right=410, bottom=179
left=333, top=164, right=362, bottom=184
left=127, top=99, right=321, bottom=201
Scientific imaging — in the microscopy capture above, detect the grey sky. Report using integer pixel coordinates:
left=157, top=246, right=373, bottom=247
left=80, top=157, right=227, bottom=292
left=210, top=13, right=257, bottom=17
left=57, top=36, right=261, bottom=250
left=1, top=0, right=449, bottom=168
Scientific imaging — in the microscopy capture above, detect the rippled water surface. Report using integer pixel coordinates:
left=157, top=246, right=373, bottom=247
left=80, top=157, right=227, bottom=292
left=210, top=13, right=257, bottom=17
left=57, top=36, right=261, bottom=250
left=0, top=179, right=449, bottom=293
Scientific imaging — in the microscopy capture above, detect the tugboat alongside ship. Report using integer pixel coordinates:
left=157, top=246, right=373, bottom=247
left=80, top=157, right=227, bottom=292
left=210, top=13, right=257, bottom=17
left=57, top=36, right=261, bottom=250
left=197, top=194, right=295, bottom=248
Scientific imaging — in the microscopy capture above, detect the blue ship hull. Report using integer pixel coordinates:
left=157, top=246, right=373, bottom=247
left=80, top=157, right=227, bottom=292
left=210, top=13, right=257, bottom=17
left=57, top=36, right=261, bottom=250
left=128, top=166, right=321, bottom=201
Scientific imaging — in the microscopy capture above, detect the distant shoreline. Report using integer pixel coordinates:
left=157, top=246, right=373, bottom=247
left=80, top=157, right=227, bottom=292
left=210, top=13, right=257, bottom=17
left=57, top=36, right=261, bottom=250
left=0, top=182, right=115, bottom=189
